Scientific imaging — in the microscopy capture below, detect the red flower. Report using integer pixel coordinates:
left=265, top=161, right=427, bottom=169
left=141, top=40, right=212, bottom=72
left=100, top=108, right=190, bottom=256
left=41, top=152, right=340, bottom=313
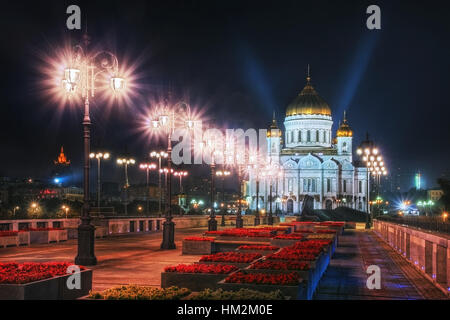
left=199, top=252, right=262, bottom=263
left=164, top=264, right=238, bottom=274
left=184, top=237, right=215, bottom=242
left=249, top=260, right=310, bottom=271
left=273, top=234, right=303, bottom=240
left=224, top=271, right=301, bottom=285
left=237, top=245, right=279, bottom=251
left=0, top=262, right=85, bottom=284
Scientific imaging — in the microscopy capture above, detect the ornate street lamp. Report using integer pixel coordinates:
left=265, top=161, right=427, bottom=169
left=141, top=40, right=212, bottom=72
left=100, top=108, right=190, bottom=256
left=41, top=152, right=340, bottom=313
left=356, top=133, right=387, bottom=228
left=140, top=162, right=157, bottom=215
left=216, top=169, right=231, bottom=226
left=150, top=102, right=194, bottom=249
left=117, top=157, right=135, bottom=215
left=89, top=152, right=110, bottom=210
left=174, top=170, right=188, bottom=215
left=60, top=34, right=126, bottom=266
left=150, top=151, right=168, bottom=216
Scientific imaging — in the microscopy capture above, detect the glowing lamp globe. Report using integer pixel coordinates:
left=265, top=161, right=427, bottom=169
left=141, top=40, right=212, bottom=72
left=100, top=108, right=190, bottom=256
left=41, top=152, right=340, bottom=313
left=64, top=68, right=80, bottom=84
left=62, top=80, right=76, bottom=93
left=110, top=77, right=125, bottom=91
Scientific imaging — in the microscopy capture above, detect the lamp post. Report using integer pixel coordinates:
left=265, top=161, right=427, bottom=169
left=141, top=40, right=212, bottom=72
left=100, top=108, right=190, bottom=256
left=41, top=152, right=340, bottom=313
left=174, top=170, right=188, bottom=215
left=13, top=206, right=20, bottom=217
left=150, top=151, right=168, bottom=216
left=62, top=205, right=70, bottom=219
left=89, top=152, right=110, bottom=210
left=216, top=169, right=231, bottom=226
left=140, top=162, right=157, bottom=215
left=61, top=34, right=125, bottom=266
left=356, top=134, right=387, bottom=228
left=150, top=102, right=194, bottom=249
left=117, top=158, right=135, bottom=216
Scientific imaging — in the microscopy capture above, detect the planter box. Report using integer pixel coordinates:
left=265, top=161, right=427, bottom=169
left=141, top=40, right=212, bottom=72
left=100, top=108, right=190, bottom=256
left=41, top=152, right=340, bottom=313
left=214, top=240, right=269, bottom=253
left=161, top=272, right=227, bottom=291
left=215, top=236, right=272, bottom=242
left=18, top=232, right=30, bottom=246
left=197, top=261, right=255, bottom=269
left=182, top=240, right=215, bottom=255
left=270, top=239, right=303, bottom=248
left=0, top=236, right=18, bottom=248
left=240, top=268, right=316, bottom=300
left=0, top=269, right=93, bottom=300
left=217, top=278, right=308, bottom=300
left=235, top=249, right=280, bottom=256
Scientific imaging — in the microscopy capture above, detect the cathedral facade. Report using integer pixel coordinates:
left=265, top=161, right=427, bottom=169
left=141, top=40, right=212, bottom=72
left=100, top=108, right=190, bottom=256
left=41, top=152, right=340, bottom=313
left=248, top=74, right=369, bottom=214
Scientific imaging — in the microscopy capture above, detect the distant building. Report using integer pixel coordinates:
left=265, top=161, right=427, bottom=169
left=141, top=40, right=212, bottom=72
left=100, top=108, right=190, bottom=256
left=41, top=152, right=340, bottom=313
left=428, top=189, right=443, bottom=202
left=51, top=146, right=73, bottom=186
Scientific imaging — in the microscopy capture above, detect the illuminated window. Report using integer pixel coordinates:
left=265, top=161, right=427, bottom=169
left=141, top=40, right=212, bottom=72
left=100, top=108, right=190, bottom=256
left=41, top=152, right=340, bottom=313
left=298, top=131, right=302, bottom=142
left=307, top=130, right=311, bottom=142
left=342, top=142, right=348, bottom=153
left=316, top=131, right=319, bottom=142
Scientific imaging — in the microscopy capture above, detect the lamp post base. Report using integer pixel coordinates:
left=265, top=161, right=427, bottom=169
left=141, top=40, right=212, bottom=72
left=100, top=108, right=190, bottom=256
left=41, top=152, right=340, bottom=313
left=268, top=215, right=274, bottom=225
left=75, top=224, right=97, bottom=266
left=254, top=216, right=260, bottom=226
left=161, top=219, right=176, bottom=250
left=208, top=217, right=217, bottom=231
left=236, top=216, right=243, bottom=228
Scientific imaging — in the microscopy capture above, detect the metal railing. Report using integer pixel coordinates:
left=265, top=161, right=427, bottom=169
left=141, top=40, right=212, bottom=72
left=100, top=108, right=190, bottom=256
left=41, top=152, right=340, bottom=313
left=376, top=215, right=450, bottom=234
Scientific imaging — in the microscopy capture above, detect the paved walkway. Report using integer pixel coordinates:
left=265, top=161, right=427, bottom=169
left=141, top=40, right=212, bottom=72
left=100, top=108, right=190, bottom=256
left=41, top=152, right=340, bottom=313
left=0, top=228, right=208, bottom=291
left=1, top=228, right=447, bottom=298
left=315, top=230, right=447, bottom=300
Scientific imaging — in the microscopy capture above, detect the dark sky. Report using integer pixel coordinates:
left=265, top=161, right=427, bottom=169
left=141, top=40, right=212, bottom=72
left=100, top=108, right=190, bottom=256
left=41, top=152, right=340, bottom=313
left=0, top=0, right=449, bottom=191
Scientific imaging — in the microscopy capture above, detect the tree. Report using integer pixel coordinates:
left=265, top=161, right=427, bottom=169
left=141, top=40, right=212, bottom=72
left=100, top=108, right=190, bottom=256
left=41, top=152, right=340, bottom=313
left=437, top=178, right=450, bottom=211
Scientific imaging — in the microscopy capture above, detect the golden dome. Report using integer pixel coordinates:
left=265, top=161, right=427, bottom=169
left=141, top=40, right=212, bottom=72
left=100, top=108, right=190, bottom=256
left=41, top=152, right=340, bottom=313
left=286, top=73, right=331, bottom=117
left=336, top=111, right=353, bottom=137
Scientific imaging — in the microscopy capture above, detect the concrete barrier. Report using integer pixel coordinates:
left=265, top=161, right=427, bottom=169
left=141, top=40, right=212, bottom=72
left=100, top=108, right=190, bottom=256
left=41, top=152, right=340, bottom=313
left=374, top=219, right=450, bottom=297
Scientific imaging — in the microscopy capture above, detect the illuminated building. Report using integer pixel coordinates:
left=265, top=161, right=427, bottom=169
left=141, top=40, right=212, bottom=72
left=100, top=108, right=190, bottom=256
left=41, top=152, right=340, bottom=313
left=248, top=71, right=369, bottom=213
left=51, top=146, right=73, bottom=186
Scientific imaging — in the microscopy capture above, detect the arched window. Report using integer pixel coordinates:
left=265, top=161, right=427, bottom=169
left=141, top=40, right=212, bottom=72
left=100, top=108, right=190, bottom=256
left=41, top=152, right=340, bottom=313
left=342, top=142, right=348, bottom=153
left=307, top=130, right=311, bottom=142
left=298, top=131, right=302, bottom=142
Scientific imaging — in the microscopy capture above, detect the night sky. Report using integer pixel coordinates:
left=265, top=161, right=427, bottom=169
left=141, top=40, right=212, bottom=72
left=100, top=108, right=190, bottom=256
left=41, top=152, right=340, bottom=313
left=0, top=0, right=449, bottom=191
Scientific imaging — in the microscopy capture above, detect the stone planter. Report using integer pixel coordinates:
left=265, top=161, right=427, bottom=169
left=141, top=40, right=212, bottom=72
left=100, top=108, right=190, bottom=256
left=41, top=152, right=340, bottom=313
left=197, top=261, right=256, bottom=269
left=182, top=240, right=215, bottom=255
left=0, top=269, right=93, bottom=300
left=95, top=226, right=108, bottom=238
left=270, top=238, right=303, bottom=247
left=215, top=236, right=272, bottom=242
left=0, top=236, right=18, bottom=248
left=161, top=272, right=228, bottom=291
left=218, top=278, right=308, bottom=300
left=235, top=249, right=280, bottom=256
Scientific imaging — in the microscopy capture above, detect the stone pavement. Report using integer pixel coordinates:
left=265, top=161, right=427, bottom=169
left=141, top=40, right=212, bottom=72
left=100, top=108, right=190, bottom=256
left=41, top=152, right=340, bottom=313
left=0, top=227, right=447, bottom=298
left=0, top=228, right=207, bottom=291
left=315, top=230, right=447, bottom=300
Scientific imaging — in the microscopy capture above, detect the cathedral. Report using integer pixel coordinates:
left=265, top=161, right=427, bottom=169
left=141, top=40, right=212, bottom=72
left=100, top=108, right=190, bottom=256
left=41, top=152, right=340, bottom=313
left=248, top=72, right=369, bottom=214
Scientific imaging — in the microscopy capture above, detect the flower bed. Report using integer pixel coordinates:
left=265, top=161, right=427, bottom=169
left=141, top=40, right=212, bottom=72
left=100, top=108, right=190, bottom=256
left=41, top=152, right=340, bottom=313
left=273, top=234, right=303, bottom=240
left=0, top=231, right=18, bottom=237
left=224, top=271, right=301, bottom=285
left=266, top=248, right=320, bottom=261
left=161, top=264, right=238, bottom=291
left=182, top=237, right=216, bottom=255
left=89, top=285, right=190, bottom=300
left=237, top=245, right=279, bottom=251
left=0, top=262, right=92, bottom=300
left=200, top=252, right=262, bottom=263
left=164, top=264, right=238, bottom=274
left=0, top=262, right=85, bottom=284
left=249, top=260, right=310, bottom=271
left=184, top=237, right=215, bottom=242
left=189, top=288, right=285, bottom=300
left=205, top=228, right=275, bottom=239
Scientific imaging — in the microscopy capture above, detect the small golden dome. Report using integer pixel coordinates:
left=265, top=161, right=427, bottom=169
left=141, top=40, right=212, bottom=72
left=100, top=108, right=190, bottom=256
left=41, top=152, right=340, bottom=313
left=286, top=71, right=331, bottom=117
left=267, top=111, right=282, bottom=137
left=336, top=111, right=353, bottom=137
